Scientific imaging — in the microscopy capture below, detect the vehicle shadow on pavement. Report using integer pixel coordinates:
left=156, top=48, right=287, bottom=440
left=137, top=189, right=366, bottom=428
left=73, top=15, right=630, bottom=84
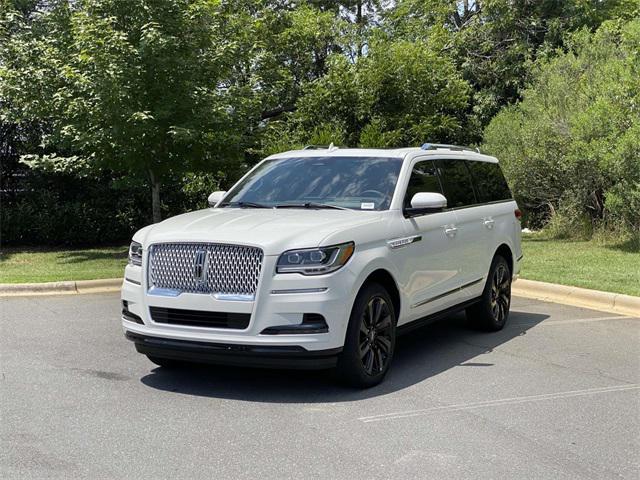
left=139, top=310, right=549, bottom=402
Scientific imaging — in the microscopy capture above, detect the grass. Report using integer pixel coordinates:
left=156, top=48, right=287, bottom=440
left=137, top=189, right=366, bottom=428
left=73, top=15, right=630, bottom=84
left=1, top=236, right=639, bottom=297
left=520, top=234, right=640, bottom=297
left=0, top=246, right=128, bottom=284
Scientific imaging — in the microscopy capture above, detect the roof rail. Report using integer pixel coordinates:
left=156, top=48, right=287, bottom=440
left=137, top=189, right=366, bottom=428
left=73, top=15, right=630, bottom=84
left=421, top=143, right=480, bottom=153
left=303, top=143, right=339, bottom=151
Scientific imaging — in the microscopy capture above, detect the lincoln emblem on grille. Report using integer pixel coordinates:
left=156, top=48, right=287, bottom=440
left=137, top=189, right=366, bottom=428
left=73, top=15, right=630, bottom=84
left=193, top=249, right=208, bottom=284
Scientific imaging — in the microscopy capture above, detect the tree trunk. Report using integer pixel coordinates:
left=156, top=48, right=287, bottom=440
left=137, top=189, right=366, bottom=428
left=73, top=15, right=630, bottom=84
left=356, top=1, right=364, bottom=57
left=149, top=169, right=162, bottom=223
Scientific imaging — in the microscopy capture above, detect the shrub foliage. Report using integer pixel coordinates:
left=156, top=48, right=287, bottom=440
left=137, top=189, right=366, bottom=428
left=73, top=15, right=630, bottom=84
left=483, top=19, right=640, bottom=235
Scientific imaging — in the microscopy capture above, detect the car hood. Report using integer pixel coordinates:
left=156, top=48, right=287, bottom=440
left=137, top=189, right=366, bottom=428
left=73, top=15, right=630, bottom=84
left=138, top=208, right=385, bottom=256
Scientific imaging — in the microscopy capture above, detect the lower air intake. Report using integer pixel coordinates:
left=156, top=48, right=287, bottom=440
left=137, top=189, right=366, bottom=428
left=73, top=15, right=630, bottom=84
left=149, top=307, right=250, bottom=329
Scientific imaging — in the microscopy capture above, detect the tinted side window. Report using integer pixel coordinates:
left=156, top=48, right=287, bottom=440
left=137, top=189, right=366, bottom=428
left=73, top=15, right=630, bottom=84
left=436, top=159, right=477, bottom=208
left=467, top=161, right=512, bottom=203
left=403, top=160, right=443, bottom=209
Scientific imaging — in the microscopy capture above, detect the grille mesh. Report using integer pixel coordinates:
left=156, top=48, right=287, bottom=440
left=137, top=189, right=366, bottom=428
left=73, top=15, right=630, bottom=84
left=148, top=243, right=263, bottom=296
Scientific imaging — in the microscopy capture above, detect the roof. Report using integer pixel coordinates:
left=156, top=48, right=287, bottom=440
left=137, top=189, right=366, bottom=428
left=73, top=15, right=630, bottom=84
left=267, top=145, right=498, bottom=163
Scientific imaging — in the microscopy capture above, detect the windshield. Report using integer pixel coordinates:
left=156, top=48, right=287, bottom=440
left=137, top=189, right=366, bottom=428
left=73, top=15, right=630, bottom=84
left=220, top=156, right=403, bottom=211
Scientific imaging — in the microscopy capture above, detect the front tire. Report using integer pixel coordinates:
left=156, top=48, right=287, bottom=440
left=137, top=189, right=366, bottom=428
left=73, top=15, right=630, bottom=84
left=146, top=355, right=184, bottom=369
left=466, top=255, right=512, bottom=331
left=337, top=282, right=396, bottom=388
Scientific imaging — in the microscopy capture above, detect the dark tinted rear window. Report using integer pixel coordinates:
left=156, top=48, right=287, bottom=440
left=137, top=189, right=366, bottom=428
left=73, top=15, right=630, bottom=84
left=436, top=159, right=477, bottom=208
left=467, top=161, right=512, bottom=203
left=403, top=160, right=443, bottom=208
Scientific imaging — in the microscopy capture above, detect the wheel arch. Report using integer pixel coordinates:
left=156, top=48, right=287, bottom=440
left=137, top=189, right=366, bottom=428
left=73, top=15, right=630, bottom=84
left=358, top=268, right=401, bottom=321
left=494, top=243, right=514, bottom=274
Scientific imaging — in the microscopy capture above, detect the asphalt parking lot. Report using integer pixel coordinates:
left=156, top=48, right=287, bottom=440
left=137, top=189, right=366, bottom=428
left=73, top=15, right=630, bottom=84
left=1, top=292, right=638, bottom=479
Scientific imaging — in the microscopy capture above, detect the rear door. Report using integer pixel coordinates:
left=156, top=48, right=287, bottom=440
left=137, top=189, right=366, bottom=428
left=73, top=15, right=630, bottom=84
left=466, top=160, right=516, bottom=274
left=435, top=159, right=486, bottom=295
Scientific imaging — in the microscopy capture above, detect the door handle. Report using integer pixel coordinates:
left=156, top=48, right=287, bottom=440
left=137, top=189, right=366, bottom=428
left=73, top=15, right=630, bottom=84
left=483, top=218, right=495, bottom=229
left=444, top=225, right=458, bottom=237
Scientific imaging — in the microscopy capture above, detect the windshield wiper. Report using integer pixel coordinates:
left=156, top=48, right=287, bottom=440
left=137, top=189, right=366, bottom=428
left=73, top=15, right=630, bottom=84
left=220, top=201, right=270, bottom=209
left=274, top=202, right=350, bottom=211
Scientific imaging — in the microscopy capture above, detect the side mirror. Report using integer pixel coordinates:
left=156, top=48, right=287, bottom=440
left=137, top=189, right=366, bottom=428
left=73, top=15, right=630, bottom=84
left=405, top=192, right=447, bottom=217
left=208, top=191, right=226, bottom=207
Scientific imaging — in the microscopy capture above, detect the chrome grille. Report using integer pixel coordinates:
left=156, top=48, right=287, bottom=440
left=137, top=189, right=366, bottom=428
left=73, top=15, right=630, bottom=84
left=148, top=243, right=263, bottom=296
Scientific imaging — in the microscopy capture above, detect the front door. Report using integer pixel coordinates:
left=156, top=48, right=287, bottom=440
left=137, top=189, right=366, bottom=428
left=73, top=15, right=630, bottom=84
left=394, top=158, right=464, bottom=324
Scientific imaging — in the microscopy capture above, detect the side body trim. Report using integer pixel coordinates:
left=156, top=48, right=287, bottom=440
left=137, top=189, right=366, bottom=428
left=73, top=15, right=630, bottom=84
left=410, top=277, right=484, bottom=309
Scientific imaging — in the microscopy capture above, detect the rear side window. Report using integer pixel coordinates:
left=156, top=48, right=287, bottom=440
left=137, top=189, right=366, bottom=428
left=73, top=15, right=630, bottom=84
left=467, top=161, right=513, bottom=203
left=403, top=160, right=443, bottom=208
left=435, top=159, right=477, bottom=208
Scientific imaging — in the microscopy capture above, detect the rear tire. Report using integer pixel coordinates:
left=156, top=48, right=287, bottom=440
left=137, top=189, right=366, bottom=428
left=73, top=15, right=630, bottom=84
left=336, top=282, right=396, bottom=388
left=146, top=355, right=184, bottom=369
left=466, top=255, right=512, bottom=331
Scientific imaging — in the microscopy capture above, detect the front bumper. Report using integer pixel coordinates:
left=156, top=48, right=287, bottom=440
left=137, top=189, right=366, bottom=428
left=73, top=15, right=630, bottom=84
left=121, top=253, right=358, bottom=355
left=126, top=332, right=342, bottom=369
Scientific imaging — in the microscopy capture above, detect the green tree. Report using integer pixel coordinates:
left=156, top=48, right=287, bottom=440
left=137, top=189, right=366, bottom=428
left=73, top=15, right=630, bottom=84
left=483, top=18, right=640, bottom=235
left=244, top=2, right=348, bottom=123
left=1, top=0, right=252, bottom=222
left=387, top=0, right=636, bottom=140
left=259, top=37, right=470, bottom=151
left=2, top=0, right=637, bottom=242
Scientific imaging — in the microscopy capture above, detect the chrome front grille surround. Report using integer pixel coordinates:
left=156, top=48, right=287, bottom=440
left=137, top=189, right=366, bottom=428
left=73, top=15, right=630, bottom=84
left=148, top=243, right=263, bottom=299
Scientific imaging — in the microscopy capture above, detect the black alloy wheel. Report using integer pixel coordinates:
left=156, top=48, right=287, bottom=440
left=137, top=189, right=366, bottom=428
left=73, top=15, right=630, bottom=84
left=466, top=255, right=512, bottom=331
left=490, top=261, right=511, bottom=325
left=338, top=282, right=396, bottom=388
left=359, top=295, right=394, bottom=376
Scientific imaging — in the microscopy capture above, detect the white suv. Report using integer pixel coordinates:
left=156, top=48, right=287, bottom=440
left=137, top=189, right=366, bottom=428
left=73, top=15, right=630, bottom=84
left=122, top=144, right=522, bottom=387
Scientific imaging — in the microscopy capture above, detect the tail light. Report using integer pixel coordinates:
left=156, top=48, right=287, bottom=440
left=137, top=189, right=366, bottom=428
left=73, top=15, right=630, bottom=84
left=514, top=208, right=522, bottom=220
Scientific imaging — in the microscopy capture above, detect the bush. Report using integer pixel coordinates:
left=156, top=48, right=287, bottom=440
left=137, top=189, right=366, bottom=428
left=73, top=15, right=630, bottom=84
left=0, top=169, right=223, bottom=246
left=483, top=19, right=640, bottom=237
left=1, top=170, right=148, bottom=245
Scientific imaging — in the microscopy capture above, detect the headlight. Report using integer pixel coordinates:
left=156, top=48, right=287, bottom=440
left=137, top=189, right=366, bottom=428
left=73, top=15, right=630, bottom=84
left=276, top=242, right=354, bottom=275
left=128, top=241, right=143, bottom=266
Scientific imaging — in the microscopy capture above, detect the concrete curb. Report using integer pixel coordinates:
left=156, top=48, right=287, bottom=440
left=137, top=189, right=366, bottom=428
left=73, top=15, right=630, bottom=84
left=513, top=278, right=640, bottom=317
left=0, top=278, right=122, bottom=297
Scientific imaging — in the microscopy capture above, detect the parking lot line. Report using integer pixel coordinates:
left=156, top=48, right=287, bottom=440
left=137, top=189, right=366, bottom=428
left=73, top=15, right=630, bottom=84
left=358, top=384, right=640, bottom=423
left=511, top=314, right=634, bottom=326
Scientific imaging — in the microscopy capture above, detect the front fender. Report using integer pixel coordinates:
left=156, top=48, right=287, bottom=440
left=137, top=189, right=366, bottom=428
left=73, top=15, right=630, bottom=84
left=347, top=244, right=404, bottom=319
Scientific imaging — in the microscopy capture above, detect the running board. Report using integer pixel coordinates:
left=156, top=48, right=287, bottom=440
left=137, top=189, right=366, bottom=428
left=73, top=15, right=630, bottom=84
left=397, top=297, right=482, bottom=336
